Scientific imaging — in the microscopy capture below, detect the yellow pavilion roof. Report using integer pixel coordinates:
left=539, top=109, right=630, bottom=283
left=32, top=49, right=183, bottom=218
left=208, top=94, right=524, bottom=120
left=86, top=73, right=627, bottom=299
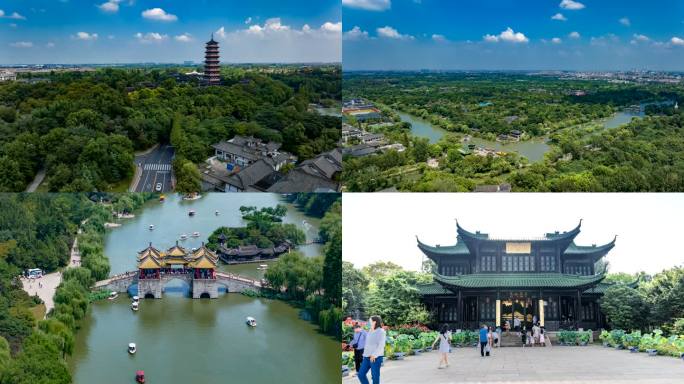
left=166, top=242, right=188, bottom=257
left=189, top=254, right=217, bottom=269
left=138, top=254, right=162, bottom=269
left=138, top=243, right=162, bottom=260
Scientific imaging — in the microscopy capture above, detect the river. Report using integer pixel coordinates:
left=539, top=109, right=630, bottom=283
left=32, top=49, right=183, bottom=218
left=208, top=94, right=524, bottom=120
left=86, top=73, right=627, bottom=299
left=68, top=193, right=337, bottom=384
left=396, top=112, right=550, bottom=162
left=396, top=100, right=674, bottom=163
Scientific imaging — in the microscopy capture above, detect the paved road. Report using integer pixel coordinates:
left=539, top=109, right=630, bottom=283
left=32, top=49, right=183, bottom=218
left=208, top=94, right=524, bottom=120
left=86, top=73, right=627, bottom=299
left=134, top=145, right=175, bottom=192
left=25, top=167, right=46, bottom=192
left=344, top=345, right=684, bottom=383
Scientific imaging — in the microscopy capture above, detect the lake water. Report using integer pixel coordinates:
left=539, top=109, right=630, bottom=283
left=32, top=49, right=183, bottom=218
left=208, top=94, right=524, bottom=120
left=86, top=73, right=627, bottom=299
left=68, top=193, right=337, bottom=384
left=397, top=100, right=674, bottom=163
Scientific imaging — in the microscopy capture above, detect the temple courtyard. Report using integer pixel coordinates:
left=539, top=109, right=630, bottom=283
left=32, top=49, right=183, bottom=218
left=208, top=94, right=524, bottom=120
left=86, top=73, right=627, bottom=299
left=343, top=345, right=684, bottom=383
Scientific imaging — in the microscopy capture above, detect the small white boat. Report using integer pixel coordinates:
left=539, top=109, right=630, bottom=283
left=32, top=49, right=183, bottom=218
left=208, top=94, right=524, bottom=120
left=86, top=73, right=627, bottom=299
left=188, top=210, right=196, bottom=217
left=131, top=301, right=139, bottom=311
left=148, top=225, right=154, bottom=231
left=257, top=264, right=268, bottom=270
left=215, top=210, right=220, bottom=216
left=179, top=234, right=188, bottom=241
left=108, top=292, right=119, bottom=300
left=191, top=232, right=200, bottom=238
left=246, top=317, right=257, bottom=327
left=132, top=296, right=139, bottom=302
left=128, top=343, right=137, bottom=354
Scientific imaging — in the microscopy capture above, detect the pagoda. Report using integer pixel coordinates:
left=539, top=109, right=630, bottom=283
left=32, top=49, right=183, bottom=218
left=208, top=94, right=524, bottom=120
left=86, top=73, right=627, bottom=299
left=416, top=220, right=619, bottom=331
left=204, top=34, right=221, bottom=85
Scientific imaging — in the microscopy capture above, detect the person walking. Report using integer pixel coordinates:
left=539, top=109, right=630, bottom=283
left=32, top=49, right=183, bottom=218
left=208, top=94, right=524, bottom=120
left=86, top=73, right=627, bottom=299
left=486, top=327, right=494, bottom=356
left=479, top=324, right=488, bottom=357
left=494, top=326, right=501, bottom=348
left=539, top=326, right=546, bottom=347
left=350, top=323, right=368, bottom=375
left=514, top=317, right=521, bottom=335
left=432, top=325, right=451, bottom=369
left=533, top=323, right=540, bottom=347
left=358, top=316, right=386, bottom=384
left=521, top=326, right=527, bottom=348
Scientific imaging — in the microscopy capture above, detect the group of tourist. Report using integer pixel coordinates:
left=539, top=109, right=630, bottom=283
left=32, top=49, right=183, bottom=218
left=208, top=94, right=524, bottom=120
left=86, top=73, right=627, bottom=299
left=350, top=316, right=386, bottom=384
left=348, top=316, right=550, bottom=383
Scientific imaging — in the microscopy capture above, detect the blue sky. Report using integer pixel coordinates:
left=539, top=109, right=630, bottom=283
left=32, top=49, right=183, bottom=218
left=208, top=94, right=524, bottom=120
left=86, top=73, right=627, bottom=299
left=0, top=0, right=341, bottom=64
left=343, top=0, right=684, bottom=70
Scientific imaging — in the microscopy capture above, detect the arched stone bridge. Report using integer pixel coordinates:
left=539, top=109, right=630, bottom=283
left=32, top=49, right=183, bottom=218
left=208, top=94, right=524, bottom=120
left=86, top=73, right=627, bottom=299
left=94, top=271, right=262, bottom=299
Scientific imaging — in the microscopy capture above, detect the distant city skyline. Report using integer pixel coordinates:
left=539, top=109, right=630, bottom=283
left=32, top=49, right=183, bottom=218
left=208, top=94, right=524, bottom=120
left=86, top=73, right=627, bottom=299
left=343, top=0, right=684, bottom=71
left=0, top=0, right=341, bottom=64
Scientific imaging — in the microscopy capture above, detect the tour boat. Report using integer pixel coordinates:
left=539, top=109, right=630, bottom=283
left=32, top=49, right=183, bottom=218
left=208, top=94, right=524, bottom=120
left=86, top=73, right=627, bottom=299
left=179, top=234, right=188, bottom=241
left=246, top=317, right=257, bottom=327
left=257, top=264, right=268, bottom=270
left=215, top=210, right=220, bottom=216
left=131, top=301, right=139, bottom=311
left=188, top=210, right=196, bottom=217
left=135, top=370, right=145, bottom=384
left=191, top=232, right=200, bottom=237
left=148, top=225, right=154, bottom=231
left=108, top=292, right=118, bottom=300
left=128, top=343, right=137, bottom=354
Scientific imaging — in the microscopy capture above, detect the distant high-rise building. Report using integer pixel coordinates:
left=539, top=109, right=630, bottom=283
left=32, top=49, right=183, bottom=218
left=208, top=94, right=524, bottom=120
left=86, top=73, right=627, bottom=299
left=204, top=34, right=220, bottom=85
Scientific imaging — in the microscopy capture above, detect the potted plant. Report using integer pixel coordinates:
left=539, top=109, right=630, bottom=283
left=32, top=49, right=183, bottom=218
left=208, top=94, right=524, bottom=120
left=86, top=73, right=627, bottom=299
left=411, top=337, right=424, bottom=354
left=599, top=330, right=610, bottom=347
left=579, top=331, right=590, bottom=346
left=393, top=334, right=411, bottom=360
left=342, top=352, right=354, bottom=377
left=610, top=329, right=625, bottom=349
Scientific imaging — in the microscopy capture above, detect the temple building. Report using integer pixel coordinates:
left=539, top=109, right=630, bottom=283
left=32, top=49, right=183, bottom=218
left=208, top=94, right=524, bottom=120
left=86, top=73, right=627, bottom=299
left=204, top=34, right=220, bottom=85
left=137, top=241, right=219, bottom=298
left=417, top=220, right=616, bottom=331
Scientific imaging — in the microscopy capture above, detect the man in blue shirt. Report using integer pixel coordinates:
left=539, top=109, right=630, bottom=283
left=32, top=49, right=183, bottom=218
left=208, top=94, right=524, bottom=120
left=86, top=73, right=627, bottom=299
left=479, top=324, right=489, bottom=357
left=350, top=323, right=367, bottom=374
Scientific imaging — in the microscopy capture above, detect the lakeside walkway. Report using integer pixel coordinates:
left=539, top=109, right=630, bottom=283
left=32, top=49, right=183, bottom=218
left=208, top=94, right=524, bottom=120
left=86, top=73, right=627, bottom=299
left=20, top=227, right=83, bottom=316
left=343, top=345, right=684, bottom=384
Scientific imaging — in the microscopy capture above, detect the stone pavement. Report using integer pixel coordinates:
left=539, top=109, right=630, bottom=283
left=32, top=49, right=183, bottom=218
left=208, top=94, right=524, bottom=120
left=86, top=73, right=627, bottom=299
left=344, top=345, right=684, bottom=383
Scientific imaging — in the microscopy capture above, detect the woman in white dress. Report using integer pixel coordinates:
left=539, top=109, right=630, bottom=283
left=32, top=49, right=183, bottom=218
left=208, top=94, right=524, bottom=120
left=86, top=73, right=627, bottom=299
left=432, top=325, right=451, bottom=369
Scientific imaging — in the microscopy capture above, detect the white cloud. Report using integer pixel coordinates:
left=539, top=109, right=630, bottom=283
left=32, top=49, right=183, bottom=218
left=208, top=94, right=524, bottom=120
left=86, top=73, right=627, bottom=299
left=46, top=42, right=55, bottom=48
left=560, top=0, right=585, bottom=10
left=377, top=25, right=413, bottom=40
left=483, top=27, right=529, bottom=43
left=551, top=37, right=562, bottom=44
left=215, top=26, right=226, bottom=39
left=630, top=34, right=650, bottom=44
left=432, top=34, right=447, bottom=42
left=343, top=26, right=369, bottom=41
left=174, top=33, right=193, bottom=42
left=671, top=37, right=684, bottom=46
left=568, top=31, right=581, bottom=39
left=320, top=22, right=342, bottom=33
left=342, top=0, right=391, bottom=11
left=0, top=10, right=26, bottom=20
left=619, top=17, right=631, bottom=27
left=98, top=0, right=122, bottom=13
left=551, top=13, right=567, bottom=21
left=246, top=18, right=291, bottom=35
left=74, top=31, right=98, bottom=41
left=244, top=17, right=252, bottom=24
left=135, top=32, right=168, bottom=43
left=10, top=41, right=32, bottom=48
left=141, top=8, right=177, bottom=22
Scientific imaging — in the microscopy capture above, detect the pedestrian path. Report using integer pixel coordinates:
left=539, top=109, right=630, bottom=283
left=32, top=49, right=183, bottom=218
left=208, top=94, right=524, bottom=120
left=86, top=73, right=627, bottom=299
left=344, top=345, right=684, bottom=383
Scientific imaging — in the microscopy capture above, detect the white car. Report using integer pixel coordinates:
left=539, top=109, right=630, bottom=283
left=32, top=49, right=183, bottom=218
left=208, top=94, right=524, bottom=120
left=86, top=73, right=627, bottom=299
left=155, top=183, right=162, bottom=191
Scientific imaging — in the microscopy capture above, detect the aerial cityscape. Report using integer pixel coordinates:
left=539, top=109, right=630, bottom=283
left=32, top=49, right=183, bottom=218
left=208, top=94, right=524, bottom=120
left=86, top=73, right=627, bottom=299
left=0, top=0, right=342, bottom=193
left=341, top=0, right=684, bottom=192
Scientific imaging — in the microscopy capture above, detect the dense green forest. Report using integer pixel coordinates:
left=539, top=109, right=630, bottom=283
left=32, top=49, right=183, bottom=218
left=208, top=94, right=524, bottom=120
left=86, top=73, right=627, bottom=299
left=0, top=66, right=341, bottom=192
left=0, top=193, right=150, bottom=384
left=342, top=72, right=684, bottom=192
